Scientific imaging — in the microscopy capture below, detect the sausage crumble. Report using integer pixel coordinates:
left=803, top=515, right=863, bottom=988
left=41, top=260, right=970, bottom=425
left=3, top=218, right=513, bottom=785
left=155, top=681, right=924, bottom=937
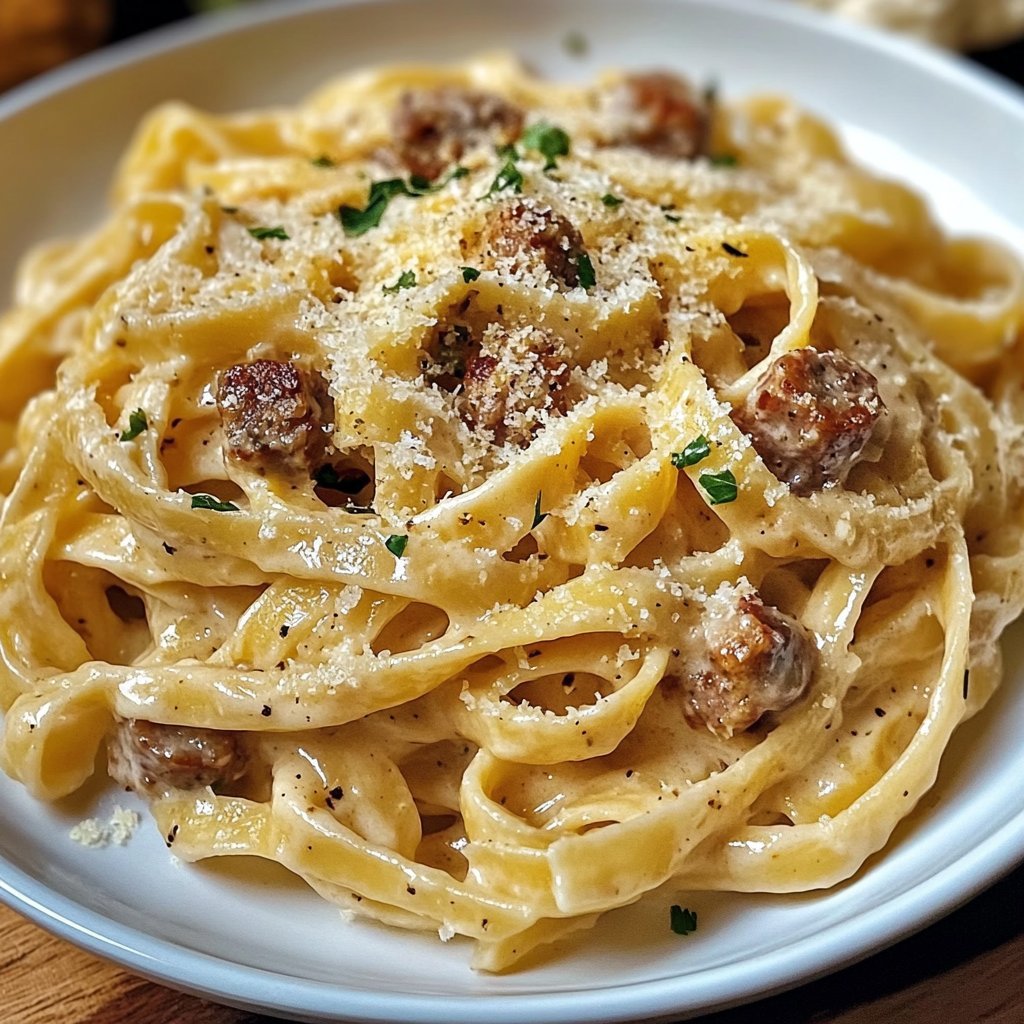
left=392, top=86, right=524, bottom=181
left=217, top=359, right=334, bottom=475
left=732, top=347, right=884, bottom=495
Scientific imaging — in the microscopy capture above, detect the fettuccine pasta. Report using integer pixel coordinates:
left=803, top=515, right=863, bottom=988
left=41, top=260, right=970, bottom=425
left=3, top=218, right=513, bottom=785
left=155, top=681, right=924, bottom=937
left=1, top=56, right=1023, bottom=970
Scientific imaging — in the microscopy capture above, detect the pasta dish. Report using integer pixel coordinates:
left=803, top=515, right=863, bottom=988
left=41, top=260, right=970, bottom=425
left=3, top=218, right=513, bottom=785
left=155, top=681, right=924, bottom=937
left=1, top=56, right=1022, bottom=971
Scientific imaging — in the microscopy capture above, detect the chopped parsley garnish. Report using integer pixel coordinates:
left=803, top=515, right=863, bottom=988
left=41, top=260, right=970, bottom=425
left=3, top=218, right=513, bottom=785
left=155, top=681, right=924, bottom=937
left=670, top=905, right=698, bottom=935
left=191, top=494, right=240, bottom=512
left=722, top=242, right=749, bottom=258
left=385, top=534, right=409, bottom=558
left=562, top=30, right=588, bottom=57
left=339, top=178, right=410, bottom=236
left=521, top=122, right=571, bottom=171
left=248, top=225, right=289, bottom=240
left=483, top=155, right=524, bottom=198
left=461, top=266, right=481, bottom=283
left=119, top=409, right=148, bottom=442
left=340, top=167, right=468, bottom=236
left=601, top=193, right=624, bottom=208
left=532, top=492, right=548, bottom=529
left=383, top=269, right=417, bottom=294
left=698, top=469, right=738, bottom=505
left=575, top=251, right=596, bottom=290
left=311, top=154, right=336, bottom=168
left=671, top=435, right=711, bottom=469
left=407, top=165, right=469, bottom=193
left=710, top=153, right=738, bottom=167
left=406, top=174, right=435, bottom=194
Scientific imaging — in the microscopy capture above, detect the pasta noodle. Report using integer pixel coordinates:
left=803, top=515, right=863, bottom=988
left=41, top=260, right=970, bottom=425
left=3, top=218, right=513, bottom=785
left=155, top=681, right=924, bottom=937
left=1, top=55, right=1023, bottom=971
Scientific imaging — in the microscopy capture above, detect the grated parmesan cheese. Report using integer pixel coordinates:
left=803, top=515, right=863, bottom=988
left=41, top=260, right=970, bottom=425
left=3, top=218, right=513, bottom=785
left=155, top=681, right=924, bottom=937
left=69, top=806, right=141, bottom=848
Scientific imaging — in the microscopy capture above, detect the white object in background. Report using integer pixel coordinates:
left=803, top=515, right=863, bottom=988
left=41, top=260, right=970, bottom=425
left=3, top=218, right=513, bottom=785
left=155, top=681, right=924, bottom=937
left=800, top=0, right=1024, bottom=47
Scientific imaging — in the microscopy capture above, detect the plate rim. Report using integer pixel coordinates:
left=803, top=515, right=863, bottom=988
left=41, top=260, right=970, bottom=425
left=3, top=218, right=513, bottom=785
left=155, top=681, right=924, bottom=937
left=1, top=0, right=1023, bottom=1021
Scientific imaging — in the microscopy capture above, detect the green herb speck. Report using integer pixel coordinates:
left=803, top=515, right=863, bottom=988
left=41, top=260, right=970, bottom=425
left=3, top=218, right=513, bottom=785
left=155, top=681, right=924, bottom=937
left=532, top=492, right=548, bottom=529
left=671, top=435, right=711, bottom=469
left=119, top=409, right=148, bottom=442
left=191, top=494, right=240, bottom=512
left=385, top=534, right=409, bottom=558
left=383, top=269, right=417, bottom=294
left=248, top=225, right=289, bottom=240
left=575, top=251, right=596, bottom=290
left=698, top=469, right=738, bottom=505
left=670, top=905, right=698, bottom=935
left=521, top=122, right=571, bottom=171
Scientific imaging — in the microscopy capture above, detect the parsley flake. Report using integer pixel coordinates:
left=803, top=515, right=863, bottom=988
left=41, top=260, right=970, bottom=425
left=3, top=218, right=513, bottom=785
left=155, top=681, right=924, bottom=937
left=722, top=242, right=749, bottom=258
left=248, top=225, right=289, bottom=240
left=461, top=266, right=481, bottom=283
left=601, top=193, right=624, bottom=208
left=532, top=492, right=548, bottom=529
left=385, top=534, right=409, bottom=558
left=339, top=178, right=409, bottom=236
left=575, top=251, right=596, bottom=290
left=406, top=174, right=435, bottom=194
left=671, top=435, right=711, bottom=469
left=562, top=30, right=588, bottom=57
left=483, top=156, right=524, bottom=198
left=311, top=154, right=335, bottom=168
left=341, top=167, right=469, bottom=236
left=383, top=269, right=417, bottom=294
left=521, top=122, right=571, bottom=171
left=119, top=409, right=148, bottom=442
left=698, top=469, right=738, bottom=505
left=670, top=905, right=698, bottom=935
left=710, top=153, right=738, bottom=167
left=191, top=494, right=240, bottom=512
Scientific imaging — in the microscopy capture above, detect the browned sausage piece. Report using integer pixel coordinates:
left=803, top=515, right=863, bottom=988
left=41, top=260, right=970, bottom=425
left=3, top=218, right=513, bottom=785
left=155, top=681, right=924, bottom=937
left=603, top=72, right=709, bottom=159
left=217, top=359, right=334, bottom=475
left=731, top=348, right=884, bottom=496
left=107, top=718, right=248, bottom=794
left=678, top=589, right=815, bottom=738
left=477, top=198, right=586, bottom=288
left=461, top=327, right=570, bottom=447
left=392, top=86, right=524, bottom=181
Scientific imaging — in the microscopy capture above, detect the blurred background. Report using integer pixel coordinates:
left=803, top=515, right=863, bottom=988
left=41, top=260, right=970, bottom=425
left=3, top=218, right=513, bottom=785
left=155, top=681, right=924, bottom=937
left=1, top=0, right=1023, bottom=95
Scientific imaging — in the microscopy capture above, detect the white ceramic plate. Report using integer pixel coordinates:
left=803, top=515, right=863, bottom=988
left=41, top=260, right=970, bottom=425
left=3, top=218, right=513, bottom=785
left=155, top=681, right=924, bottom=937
left=1, top=2, right=1023, bottom=1021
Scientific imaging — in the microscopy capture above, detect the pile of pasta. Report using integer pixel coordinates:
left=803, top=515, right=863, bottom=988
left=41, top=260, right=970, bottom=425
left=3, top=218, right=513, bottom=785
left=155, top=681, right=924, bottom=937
left=1, top=56, right=1023, bottom=971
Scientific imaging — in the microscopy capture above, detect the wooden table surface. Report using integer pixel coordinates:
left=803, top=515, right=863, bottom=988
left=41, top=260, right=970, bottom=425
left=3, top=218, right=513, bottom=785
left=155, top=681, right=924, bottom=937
left=3, top=9, right=1024, bottom=1024
left=2, top=862, right=1022, bottom=1023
